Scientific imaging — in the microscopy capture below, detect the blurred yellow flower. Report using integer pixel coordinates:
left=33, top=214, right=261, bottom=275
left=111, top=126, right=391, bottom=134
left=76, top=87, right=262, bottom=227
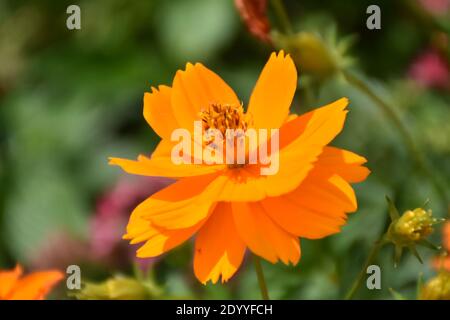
left=419, top=271, right=450, bottom=300
left=75, top=276, right=161, bottom=300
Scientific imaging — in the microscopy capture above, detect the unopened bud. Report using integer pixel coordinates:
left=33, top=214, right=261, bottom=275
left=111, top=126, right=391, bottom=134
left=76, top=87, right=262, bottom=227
left=389, top=208, right=440, bottom=245
left=272, top=29, right=354, bottom=79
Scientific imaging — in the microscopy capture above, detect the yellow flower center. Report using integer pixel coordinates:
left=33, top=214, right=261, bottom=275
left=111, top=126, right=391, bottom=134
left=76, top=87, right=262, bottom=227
left=200, top=103, right=249, bottom=137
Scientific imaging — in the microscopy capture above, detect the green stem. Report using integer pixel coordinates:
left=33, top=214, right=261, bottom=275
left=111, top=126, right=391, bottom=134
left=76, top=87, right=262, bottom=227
left=270, top=0, right=294, bottom=35
left=342, top=70, right=448, bottom=210
left=345, top=237, right=387, bottom=300
left=253, top=255, right=270, bottom=300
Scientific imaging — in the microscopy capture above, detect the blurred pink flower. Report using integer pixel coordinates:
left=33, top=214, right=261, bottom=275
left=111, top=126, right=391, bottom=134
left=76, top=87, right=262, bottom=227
left=419, top=0, right=450, bottom=15
left=408, top=49, right=450, bottom=89
left=91, top=175, right=174, bottom=269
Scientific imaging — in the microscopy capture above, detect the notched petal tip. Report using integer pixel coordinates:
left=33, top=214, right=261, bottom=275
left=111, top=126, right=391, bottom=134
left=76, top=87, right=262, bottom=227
left=336, top=96, right=349, bottom=109
left=184, top=62, right=195, bottom=71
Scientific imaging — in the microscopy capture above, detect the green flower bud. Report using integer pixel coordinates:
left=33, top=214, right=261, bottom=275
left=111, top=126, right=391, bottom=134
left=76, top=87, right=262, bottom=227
left=385, top=197, right=442, bottom=266
left=388, top=208, right=439, bottom=245
left=272, top=29, right=354, bottom=79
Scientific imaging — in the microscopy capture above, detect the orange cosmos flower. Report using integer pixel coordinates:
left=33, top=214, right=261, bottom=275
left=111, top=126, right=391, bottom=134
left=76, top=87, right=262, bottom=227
left=0, top=265, right=63, bottom=300
left=109, top=51, right=370, bottom=284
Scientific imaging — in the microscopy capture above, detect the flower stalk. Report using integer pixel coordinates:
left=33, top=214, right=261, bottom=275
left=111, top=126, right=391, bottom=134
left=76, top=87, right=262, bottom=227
left=345, top=236, right=388, bottom=300
left=270, top=0, right=293, bottom=35
left=253, top=255, right=270, bottom=300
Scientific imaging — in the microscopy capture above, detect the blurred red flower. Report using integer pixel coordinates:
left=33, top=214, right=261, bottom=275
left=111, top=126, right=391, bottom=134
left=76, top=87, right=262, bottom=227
left=235, top=0, right=271, bottom=43
left=91, top=176, right=174, bottom=268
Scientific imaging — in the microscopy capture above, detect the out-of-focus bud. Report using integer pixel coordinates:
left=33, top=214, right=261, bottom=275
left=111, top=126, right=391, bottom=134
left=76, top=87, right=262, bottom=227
left=74, top=276, right=162, bottom=300
left=272, top=28, right=354, bottom=79
left=235, top=0, right=271, bottom=43
left=419, top=271, right=450, bottom=300
left=385, top=197, right=443, bottom=266
left=388, top=208, right=438, bottom=244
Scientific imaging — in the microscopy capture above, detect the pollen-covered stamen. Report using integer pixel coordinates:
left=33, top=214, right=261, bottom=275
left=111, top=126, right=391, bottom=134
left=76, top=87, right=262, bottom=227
left=199, top=103, right=251, bottom=168
left=200, top=103, right=249, bottom=137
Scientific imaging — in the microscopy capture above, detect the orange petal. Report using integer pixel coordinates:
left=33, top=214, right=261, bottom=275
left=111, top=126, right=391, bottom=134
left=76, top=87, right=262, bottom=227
left=261, top=192, right=346, bottom=240
left=316, top=146, right=370, bottom=183
left=261, top=158, right=361, bottom=239
left=124, top=177, right=218, bottom=257
left=255, top=97, right=349, bottom=195
left=7, top=270, right=63, bottom=300
left=171, top=63, right=240, bottom=130
left=127, top=173, right=225, bottom=231
left=278, top=97, right=349, bottom=151
left=136, top=224, right=202, bottom=258
left=151, top=140, right=177, bottom=158
left=261, top=147, right=368, bottom=239
left=261, top=140, right=366, bottom=240
left=194, top=202, right=246, bottom=284
left=231, top=202, right=300, bottom=265
left=109, top=154, right=225, bottom=178
left=123, top=174, right=217, bottom=243
left=143, top=85, right=179, bottom=140
left=0, top=265, right=22, bottom=299
left=247, top=51, right=297, bottom=129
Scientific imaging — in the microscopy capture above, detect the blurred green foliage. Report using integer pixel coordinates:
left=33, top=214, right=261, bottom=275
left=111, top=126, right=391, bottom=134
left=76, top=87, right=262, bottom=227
left=0, top=0, right=448, bottom=299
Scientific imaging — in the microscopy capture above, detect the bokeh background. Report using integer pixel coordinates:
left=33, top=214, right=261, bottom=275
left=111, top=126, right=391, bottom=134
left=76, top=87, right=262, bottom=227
left=0, top=0, right=449, bottom=299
